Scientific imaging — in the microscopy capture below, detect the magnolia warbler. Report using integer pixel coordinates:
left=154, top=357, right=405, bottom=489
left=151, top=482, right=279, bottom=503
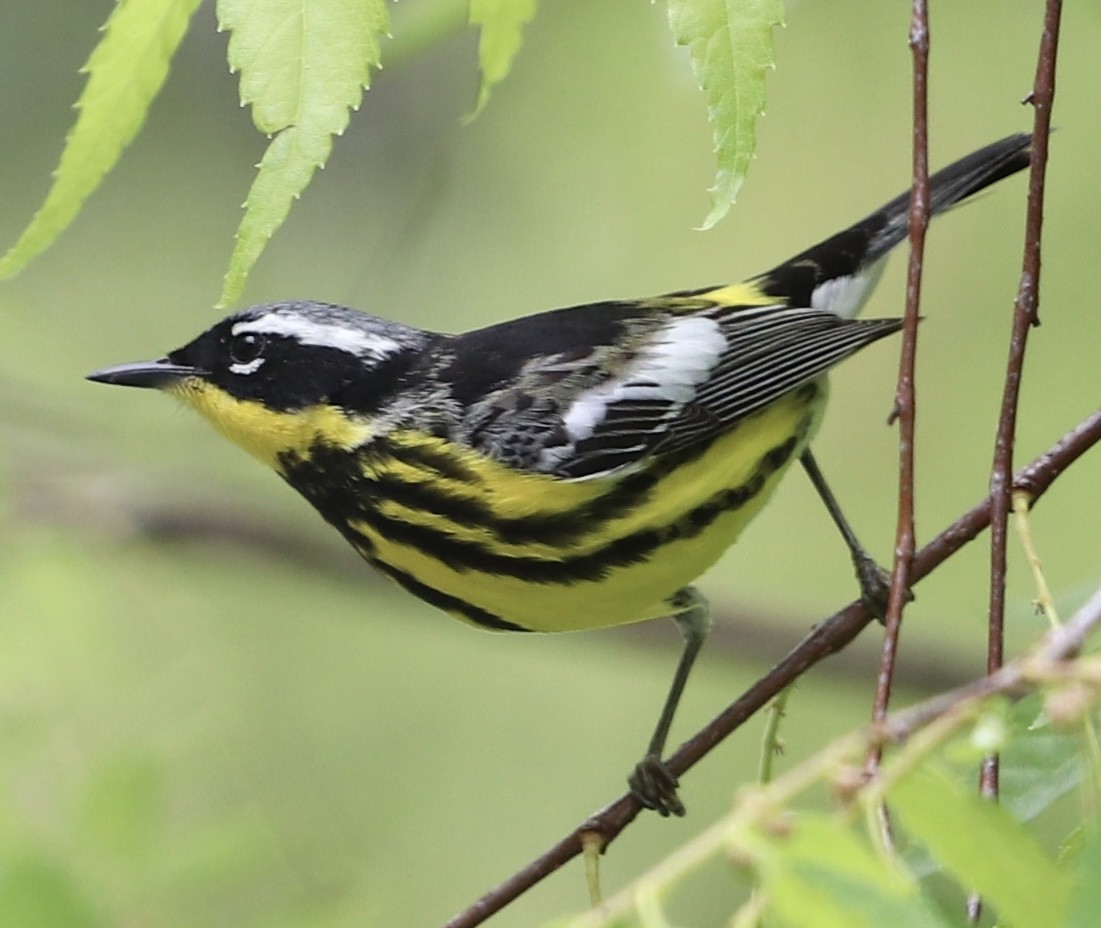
left=89, top=134, right=1030, bottom=816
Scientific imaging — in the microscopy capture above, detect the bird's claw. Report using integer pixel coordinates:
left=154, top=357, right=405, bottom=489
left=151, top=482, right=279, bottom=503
left=628, top=754, right=686, bottom=817
left=854, top=554, right=914, bottom=623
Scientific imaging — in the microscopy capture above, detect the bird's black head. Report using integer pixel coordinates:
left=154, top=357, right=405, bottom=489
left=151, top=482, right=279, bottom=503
left=167, top=301, right=432, bottom=410
left=88, top=301, right=433, bottom=467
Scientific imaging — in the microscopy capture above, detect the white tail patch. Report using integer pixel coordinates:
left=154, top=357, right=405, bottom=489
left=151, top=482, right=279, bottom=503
left=810, top=256, right=887, bottom=319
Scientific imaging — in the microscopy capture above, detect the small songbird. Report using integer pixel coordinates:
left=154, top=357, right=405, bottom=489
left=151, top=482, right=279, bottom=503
left=89, top=134, right=1030, bottom=816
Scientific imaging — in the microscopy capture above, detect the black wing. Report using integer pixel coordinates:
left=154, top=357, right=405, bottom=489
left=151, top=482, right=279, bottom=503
left=548, top=303, right=902, bottom=478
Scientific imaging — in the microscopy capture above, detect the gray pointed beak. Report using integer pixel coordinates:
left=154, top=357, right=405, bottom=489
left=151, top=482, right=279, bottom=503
left=86, top=359, right=203, bottom=388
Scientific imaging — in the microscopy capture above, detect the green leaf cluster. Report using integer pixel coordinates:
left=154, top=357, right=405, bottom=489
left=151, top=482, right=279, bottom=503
left=0, top=0, right=778, bottom=304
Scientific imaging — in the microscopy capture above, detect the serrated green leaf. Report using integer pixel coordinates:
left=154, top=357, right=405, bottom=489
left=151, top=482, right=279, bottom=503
left=1000, top=696, right=1086, bottom=822
left=216, top=0, right=390, bottom=305
left=0, top=0, right=203, bottom=280
left=666, top=0, right=783, bottom=230
left=467, top=0, right=537, bottom=119
left=758, top=814, right=950, bottom=928
left=890, top=765, right=1072, bottom=927
left=767, top=814, right=912, bottom=892
left=769, top=868, right=953, bottom=928
left=938, top=696, right=1084, bottom=822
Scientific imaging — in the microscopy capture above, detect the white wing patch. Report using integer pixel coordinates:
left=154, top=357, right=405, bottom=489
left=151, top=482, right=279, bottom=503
left=232, top=313, right=403, bottom=360
left=561, top=315, right=727, bottom=442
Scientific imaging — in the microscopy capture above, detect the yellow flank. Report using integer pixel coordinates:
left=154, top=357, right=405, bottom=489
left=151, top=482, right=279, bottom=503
left=367, top=433, right=611, bottom=515
left=168, top=379, right=372, bottom=470
left=353, top=384, right=828, bottom=632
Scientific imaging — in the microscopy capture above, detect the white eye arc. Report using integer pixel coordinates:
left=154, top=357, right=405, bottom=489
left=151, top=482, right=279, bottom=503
left=229, top=356, right=265, bottom=375
left=228, top=332, right=267, bottom=375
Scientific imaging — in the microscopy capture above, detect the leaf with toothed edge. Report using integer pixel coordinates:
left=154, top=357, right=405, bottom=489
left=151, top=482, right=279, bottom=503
left=0, top=0, right=203, bottom=280
left=468, top=0, right=538, bottom=120
left=216, top=0, right=390, bottom=307
left=666, top=0, right=783, bottom=230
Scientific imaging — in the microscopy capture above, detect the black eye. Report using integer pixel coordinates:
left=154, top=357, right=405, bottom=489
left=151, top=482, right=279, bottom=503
left=229, top=333, right=266, bottom=365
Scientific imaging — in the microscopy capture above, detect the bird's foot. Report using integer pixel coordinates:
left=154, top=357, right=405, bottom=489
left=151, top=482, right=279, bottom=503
left=854, top=553, right=914, bottom=623
left=628, top=754, right=686, bottom=817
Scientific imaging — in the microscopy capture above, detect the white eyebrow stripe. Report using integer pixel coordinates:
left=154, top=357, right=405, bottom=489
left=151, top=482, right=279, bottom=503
left=232, top=314, right=403, bottom=359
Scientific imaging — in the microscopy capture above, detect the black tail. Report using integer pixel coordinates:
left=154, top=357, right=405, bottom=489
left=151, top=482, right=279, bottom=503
left=755, top=133, right=1032, bottom=312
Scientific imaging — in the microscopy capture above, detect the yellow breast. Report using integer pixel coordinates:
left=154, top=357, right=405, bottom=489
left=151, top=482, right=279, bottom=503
left=168, top=373, right=826, bottom=633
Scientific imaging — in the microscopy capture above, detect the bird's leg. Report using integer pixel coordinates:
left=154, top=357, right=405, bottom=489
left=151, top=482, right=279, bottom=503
left=628, top=588, right=712, bottom=817
left=799, top=449, right=911, bottom=620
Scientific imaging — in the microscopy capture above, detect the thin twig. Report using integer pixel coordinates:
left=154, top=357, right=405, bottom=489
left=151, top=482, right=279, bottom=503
left=441, top=409, right=1101, bottom=928
left=1013, top=489, right=1061, bottom=628
left=757, top=686, right=792, bottom=785
left=971, top=3, right=1063, bottom=921
left=866, top=0, right=930, bottom=783
left=987, top=0, right=1062, bottom=736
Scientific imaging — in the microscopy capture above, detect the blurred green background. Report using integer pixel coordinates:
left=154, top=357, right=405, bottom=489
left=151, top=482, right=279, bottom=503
left=1, top=1, right=1097, bottom=925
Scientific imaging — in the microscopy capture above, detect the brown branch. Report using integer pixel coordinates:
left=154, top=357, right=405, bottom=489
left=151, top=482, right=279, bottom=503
left=973, top=7, right=1063, bottom=922
left=442, top=408, right=1101, bottom=928
left=866, top=0, right=930, bottom=779
left=986, top=0, right=1063, bottom=713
